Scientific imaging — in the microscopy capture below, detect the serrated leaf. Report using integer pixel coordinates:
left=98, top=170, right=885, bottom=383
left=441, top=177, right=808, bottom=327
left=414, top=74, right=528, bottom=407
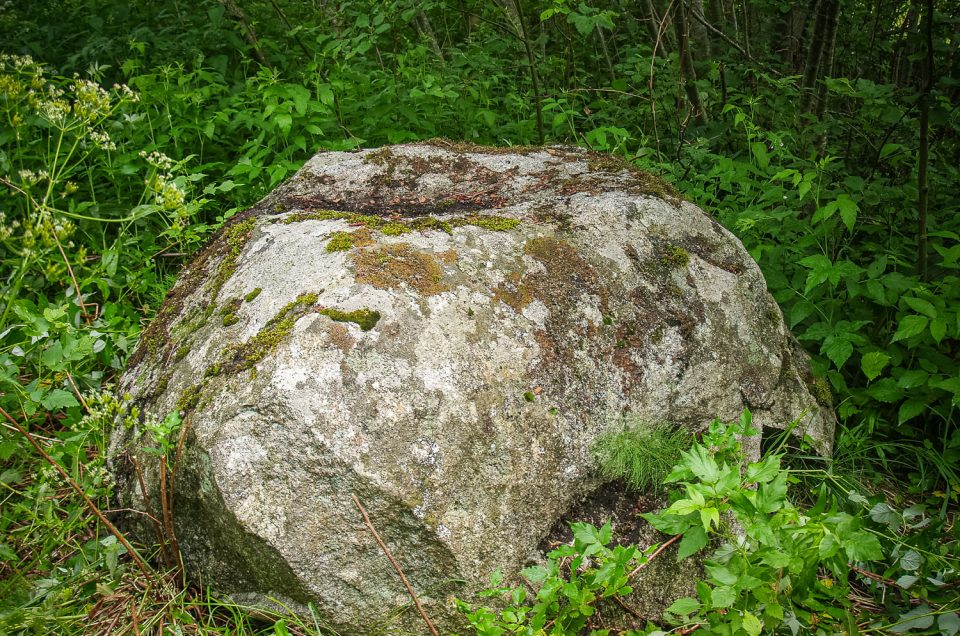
left=867, top=378, right=904, bottom=403
left=892, top=315, right=929, bottom=342
left=844, top=530, right=883, bottom=562
left=889, top=604, right=934, bottom=632
left=903, top=296, right=937, bottom=318
left=899, top=549, right=922, bottom=571
left=743, top=611, right=763, bottom=636
left=861, top=351, right=891, bottom=381
left=40, top=389, right=79, bottom=410
left=665, top=597, right=700, bottom=615
left=869, top=502, right=901, bottom=531
left=822, top=336, right=853, bottom=369
left=677, top=526, right=708, bottom=559
left=710, top=585, right=736, bottom=608
left=522, top=565, right=547, bottom=584
left=837, top=195, right=858, bottom=232
left=898, top=399, right=927, bottom=424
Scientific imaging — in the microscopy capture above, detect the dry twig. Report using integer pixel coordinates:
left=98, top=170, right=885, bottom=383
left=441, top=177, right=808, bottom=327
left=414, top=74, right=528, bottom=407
left=351, top=493, right=440, bottom=636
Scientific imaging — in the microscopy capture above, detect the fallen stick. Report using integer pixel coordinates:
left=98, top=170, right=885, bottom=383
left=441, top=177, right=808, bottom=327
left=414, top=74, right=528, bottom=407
left=628, top=534, right=681, bottom=578
left=351, top=493, right=440, bottom=636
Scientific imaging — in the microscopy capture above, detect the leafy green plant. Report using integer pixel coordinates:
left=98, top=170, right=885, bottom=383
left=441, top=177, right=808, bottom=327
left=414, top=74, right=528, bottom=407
left=457, top=521, right=657, bottom=635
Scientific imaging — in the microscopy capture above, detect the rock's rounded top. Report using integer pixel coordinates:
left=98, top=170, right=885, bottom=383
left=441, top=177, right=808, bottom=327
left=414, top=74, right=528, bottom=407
left=245, top=141, right=681, bottom=220
left=115, top=143, right=834, bottom=635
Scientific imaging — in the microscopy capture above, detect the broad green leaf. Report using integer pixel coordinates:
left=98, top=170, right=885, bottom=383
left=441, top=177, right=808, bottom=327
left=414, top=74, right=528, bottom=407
left=868, top=502, right=901, bottom=531
left=930, top=318, right=947, bottom=343
left=742, top=611, right=763, bottom=636
left=898, top=399, right=927, bottom=424
left=867, top=378, right=904, bottom=403
left=903, top=296, right=937, bottom=318
left=706, top=564, right=739, bottom=586
left=843, top=530, right=883, bottom=562
left=896, top=575, right=919, bottom=589
left=897, top=370, right=929, bottom=389
left=899, top=549, right=922, bottom=571
left=665, top=597, right=700, bottom=615
left=750, top=142, right=770, bottom=170
left=822, top=336, right=853, bottom=369
left=746, top=455, right=781, bottom=484
left=40, top=389, right=79, bottom=410
left=710, top=585, right=736, bottom=608
left=677, top=526, right=708, bottom=559
left=860, top=351, right=890, bottom=381
left=836, top=195, right=858, bottom=232
left=892, top=315, right=929, bottom=342
left=522, top=565, right=548, bottom=584
left=699, top=507, right=720, bottom=532
left=939, top=612, right=960, bottom=636
left=889, top=605, right=934, bottom=633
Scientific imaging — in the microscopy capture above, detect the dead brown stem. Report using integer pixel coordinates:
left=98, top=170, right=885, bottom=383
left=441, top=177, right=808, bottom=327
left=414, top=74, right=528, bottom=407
left=0, top=405, right=153, bottom=579
left=351, top=493, right=440, bottom=636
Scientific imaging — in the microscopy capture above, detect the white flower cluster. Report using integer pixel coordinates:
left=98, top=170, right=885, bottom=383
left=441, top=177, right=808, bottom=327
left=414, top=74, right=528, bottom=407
left=87, top=128, right=116, bottom=151
left=139, top=150, right=176, bottom=171
left=70, top=76, right=112, bottom=121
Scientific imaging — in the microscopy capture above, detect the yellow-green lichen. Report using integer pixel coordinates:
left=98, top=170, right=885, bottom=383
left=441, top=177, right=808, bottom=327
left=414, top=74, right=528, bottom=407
left=352, top=244, right=448, bottom=296
left=219, top=292, right=321, bottom=374
left=177, top=383, right=203, bottom=413
left=209, top=218, right=257, bottom=300
left=454, top=215, right=521, bottom=231
left=318, top=307, right=381, bottom=331
left=381, top=221, right=412, bottom=236
left=244, top=288, right=262, bottom=303
left=660, top=245, right=690, bottom=269
left=326, top=231, right=357, bottom=252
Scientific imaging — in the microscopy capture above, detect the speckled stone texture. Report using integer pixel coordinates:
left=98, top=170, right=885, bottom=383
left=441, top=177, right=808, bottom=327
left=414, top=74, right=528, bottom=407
left=111, top=142, right=834, bottom=635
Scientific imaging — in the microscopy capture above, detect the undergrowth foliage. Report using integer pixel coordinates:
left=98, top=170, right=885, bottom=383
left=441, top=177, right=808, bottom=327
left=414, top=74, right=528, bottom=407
left=457, top=412, right=960, bottom=635
left=0, top=0, right=958, bottom=633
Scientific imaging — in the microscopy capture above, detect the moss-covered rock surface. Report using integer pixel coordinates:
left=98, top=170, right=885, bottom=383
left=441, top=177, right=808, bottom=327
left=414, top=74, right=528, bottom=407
left=111, top=143, right=834, bottom=635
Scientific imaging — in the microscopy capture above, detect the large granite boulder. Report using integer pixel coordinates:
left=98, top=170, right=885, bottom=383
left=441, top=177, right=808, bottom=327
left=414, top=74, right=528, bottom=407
left=111, top=142, right=834, bottom=634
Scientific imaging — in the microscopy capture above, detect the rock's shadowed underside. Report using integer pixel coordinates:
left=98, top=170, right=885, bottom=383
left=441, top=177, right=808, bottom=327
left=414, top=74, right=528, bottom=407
left=112, top=142, right=834, bottom=635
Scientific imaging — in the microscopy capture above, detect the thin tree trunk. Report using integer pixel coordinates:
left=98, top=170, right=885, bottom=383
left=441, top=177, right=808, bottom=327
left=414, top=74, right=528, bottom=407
left=801, top=0, right=838, bottom=113
left=813, top=0, right=841, bottom=118
left=894, top=4, right=919, bottom=86
left=740, top=0, right=750, bottom=57
left=688, top=0, right=711, bottom=56
left=917, top=0, right=933, bottom=280
left=414, top=11, right=445, bottom=61
left=220, top=0, right=270, bottom=67
left=644, top=0, right=669, bottom=57
left=673, top=0, right=707, bottom=124
left=506, top=0, right=545, bottom=143
left=597, top=24, right=617, bottom=83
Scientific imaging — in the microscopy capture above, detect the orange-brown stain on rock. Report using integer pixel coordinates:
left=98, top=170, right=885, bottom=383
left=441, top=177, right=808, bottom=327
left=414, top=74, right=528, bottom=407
left=352, top=243, right=450, bottom=296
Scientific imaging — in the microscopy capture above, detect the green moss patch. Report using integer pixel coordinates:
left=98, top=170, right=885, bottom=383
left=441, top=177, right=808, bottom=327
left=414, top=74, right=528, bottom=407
left=326, top=231, right=357, bottom=252
left=318, top=307, right=381, bottom=331
left=244, top=288, right=262, bottom=303
left=218, top=292, right=321, bottom=375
